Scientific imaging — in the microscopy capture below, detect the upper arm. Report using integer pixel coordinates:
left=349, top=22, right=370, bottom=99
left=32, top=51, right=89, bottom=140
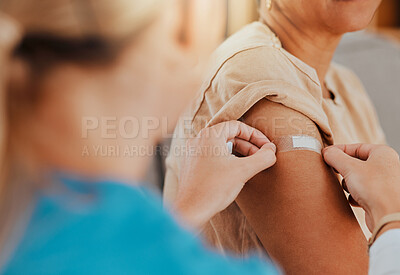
left=237, top=99, right=368, bottom=274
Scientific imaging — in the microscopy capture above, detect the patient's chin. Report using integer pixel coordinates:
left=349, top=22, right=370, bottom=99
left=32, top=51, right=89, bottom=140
left=326, top=15, right=375, bottom=34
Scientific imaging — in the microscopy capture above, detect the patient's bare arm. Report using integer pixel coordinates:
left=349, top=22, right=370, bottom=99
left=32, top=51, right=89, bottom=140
left=237, top=100, right=368, bottom=275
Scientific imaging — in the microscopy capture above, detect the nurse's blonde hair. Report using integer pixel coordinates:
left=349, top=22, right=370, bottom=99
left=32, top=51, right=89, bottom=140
left=0, top=0, right=163, bottom=263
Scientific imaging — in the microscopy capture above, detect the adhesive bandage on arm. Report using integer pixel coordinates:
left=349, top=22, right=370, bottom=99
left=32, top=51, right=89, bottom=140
left=227, top=141, right=234, bottom=155
left=226, top=135, right=322, bottom=155
left=272, top=135, right=323, bottom=155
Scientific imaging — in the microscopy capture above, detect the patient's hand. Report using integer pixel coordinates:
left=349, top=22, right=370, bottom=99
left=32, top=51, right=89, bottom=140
left=173, top=121, right=277, bottom=229
left=237, top=99, right=368, bottom=275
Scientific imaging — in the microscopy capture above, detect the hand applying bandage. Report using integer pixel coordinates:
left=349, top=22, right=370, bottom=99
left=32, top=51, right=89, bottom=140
left=323, top=144, right=400, bottom=245
left=173, top=120, right=277, bottom=229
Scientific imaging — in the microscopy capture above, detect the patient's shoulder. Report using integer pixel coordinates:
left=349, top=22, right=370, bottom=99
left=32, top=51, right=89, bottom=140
left=210, top=21, right=283, bottom=70
left=214, top=47, right=298, bottom=91
left=243, top=99, right=322, bottom=142
left=204, top=22, right=315, bottom=99
left=189, top=43, right=331, bottom=142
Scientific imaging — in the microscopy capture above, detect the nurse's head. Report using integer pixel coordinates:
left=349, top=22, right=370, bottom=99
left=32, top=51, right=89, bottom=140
left=260, top=0, right=382, bottom=34
left=0, top=0, right=226, bottom=182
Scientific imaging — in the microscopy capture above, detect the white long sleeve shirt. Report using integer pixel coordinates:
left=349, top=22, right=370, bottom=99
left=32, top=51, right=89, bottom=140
left=370, top=229, right=400, bottom=275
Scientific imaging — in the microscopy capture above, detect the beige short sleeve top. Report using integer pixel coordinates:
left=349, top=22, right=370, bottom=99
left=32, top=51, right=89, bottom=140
left=164, top=22, right=386, bottom=256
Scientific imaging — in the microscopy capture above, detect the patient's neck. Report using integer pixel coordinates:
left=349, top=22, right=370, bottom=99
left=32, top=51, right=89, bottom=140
left=261, top=12, right=342, bottom=97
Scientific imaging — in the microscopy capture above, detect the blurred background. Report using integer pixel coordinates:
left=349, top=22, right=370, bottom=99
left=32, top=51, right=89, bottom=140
left=226, top=0, right=400, bottom=36
left=147, top=0, right=400, bottom=191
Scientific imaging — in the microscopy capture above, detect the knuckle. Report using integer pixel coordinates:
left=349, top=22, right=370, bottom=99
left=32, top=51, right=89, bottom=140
left=380, top=146, right=399, bottom=159
left=230, top=120, right=241, bottom=127
left=233, top=120, right=243, bottom=130
left=389, top=148, right=399, bottom=159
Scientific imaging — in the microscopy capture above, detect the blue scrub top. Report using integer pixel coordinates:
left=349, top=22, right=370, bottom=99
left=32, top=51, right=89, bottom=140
left=2, top=176, right=279, bottom=275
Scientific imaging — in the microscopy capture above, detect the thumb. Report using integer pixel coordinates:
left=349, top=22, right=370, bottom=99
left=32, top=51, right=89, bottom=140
left=323, top=146, right=358, bottom=177
left=238, top=142, right=277, bottom=178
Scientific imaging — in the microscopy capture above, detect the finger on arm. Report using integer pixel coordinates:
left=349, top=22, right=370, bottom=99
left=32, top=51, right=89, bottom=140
left=208, top=120, right=271, bottom=147
left=325, top=143, right=377, bottom=161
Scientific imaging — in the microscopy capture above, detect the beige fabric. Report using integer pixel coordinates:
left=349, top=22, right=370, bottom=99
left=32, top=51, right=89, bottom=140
left=164, top=22, right=386, bottom=257
left=0, top=0, right=163, bottom=40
